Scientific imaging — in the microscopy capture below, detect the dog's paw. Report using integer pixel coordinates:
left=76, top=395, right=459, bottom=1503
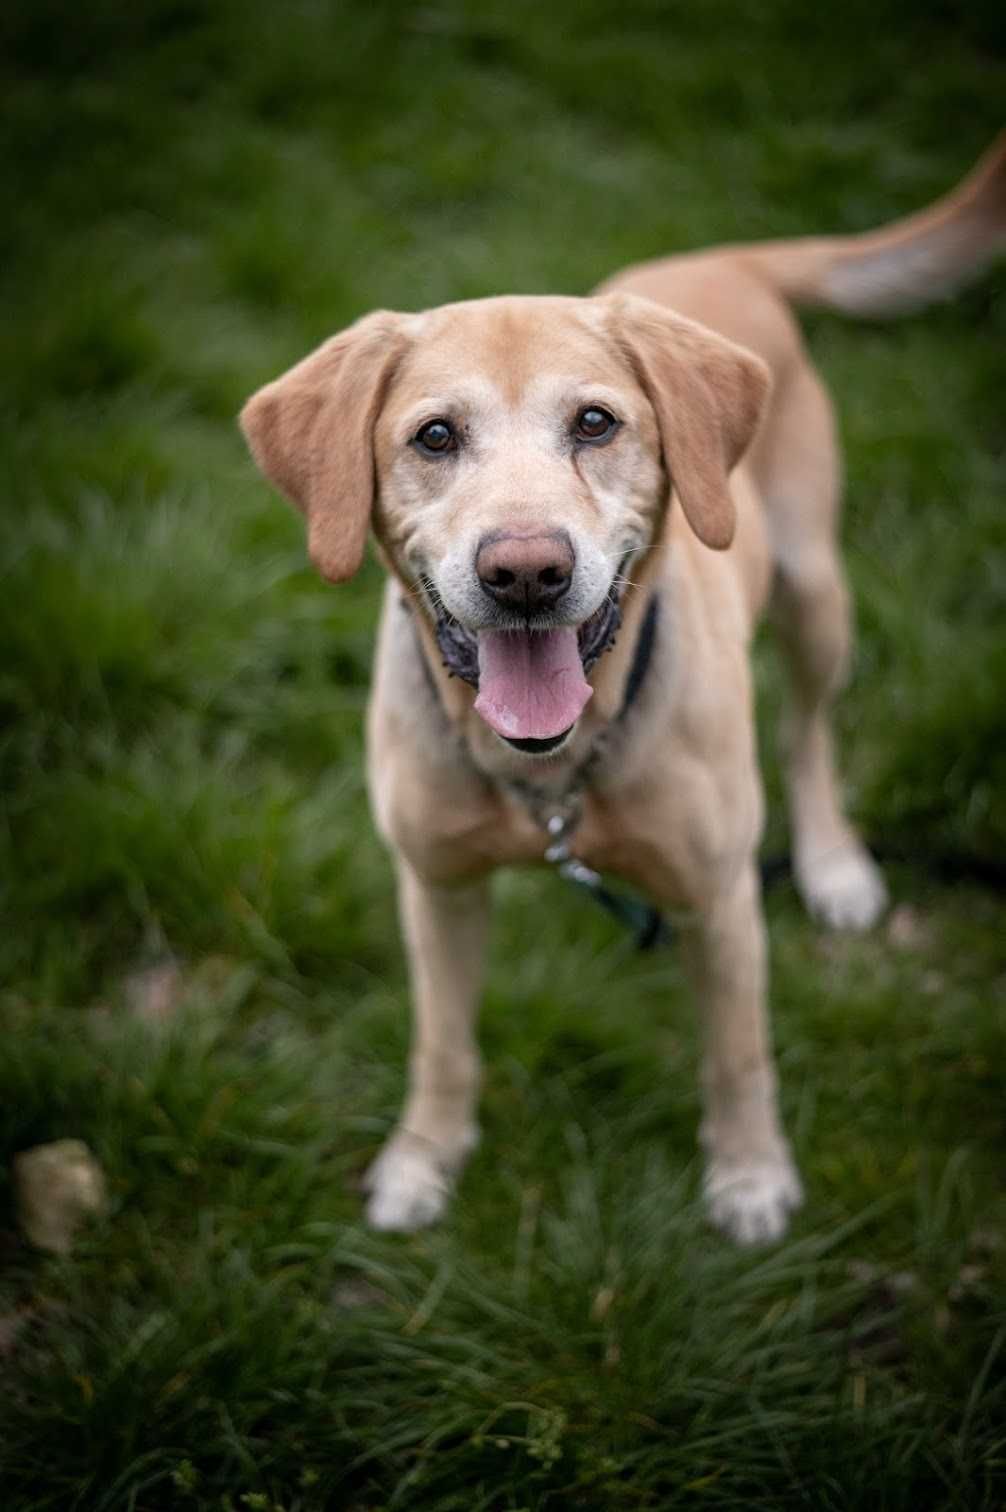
left=704, top=1153, right=803, bottom=1245
left=362, top=1127, right=475, bottom=1233
left=796, top=843, right=888, bottom=932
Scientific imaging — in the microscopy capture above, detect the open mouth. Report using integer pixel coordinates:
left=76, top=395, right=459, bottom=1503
left=430, top=586, right=622, bottom=748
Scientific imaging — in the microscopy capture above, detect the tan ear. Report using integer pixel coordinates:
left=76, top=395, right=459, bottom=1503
left=606, top=294, right=771, bottom=550
left=239, top=311, right=404, bottom=582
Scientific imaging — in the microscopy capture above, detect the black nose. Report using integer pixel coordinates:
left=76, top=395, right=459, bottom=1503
left=475, top=530, right=574, bottom=613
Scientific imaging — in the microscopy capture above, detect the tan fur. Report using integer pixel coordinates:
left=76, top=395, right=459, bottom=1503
left=241, top=138, right=1004, bottom=1243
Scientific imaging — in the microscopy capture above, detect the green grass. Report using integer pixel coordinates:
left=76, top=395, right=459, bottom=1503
left=2, top=2, right=1005, bottom=1507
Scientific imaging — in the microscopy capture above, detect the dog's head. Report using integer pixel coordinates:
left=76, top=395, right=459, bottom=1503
left=240, top=293, right=769, bottom=754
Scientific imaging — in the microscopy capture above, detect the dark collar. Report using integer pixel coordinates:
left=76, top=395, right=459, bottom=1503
left=619, top=593, right=659, bottom=721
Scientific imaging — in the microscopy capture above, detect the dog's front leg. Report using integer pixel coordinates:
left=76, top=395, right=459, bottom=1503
left=682, top=860, right=802, bottom=1244
left=363, top=859, right=489, bottom=1231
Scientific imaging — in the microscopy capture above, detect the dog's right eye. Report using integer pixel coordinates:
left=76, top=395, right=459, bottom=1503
left=575, top=406, right=618, bottom=443
left=414, top=419, right=457, bottom=456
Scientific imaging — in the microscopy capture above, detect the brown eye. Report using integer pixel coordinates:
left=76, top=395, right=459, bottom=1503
left=415, top=419, right=456, bottom=455
left=575, top=406, right=617, bottom=442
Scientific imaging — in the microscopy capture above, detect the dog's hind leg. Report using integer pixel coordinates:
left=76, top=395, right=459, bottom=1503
left=752, top=363, right=888, bottom=930
left=363, top=862, right=488, bottom=1230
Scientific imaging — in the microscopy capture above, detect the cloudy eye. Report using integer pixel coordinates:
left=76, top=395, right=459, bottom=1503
left=414, top=419, right=457, bottom=455
left=575, top=406, right=618, bottom=443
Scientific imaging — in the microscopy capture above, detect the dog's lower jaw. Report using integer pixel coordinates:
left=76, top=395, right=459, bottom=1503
left=501, top=726, right=575, bottom=755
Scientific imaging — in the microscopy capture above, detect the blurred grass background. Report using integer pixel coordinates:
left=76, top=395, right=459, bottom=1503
left=1, top=1, right=1004, bottom=1507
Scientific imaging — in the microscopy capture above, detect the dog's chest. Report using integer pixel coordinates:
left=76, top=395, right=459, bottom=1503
left=481, top=781, right=718, bottom=909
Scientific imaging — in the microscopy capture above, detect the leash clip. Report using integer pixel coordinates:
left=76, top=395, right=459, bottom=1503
left=543, top=808, right=579, bottom=865
left=557, top=856, right=604, bottom=890
left=529, top=791, right=670, bottom=952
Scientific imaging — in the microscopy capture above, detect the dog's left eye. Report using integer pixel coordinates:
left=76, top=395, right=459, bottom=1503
left=414, top=419, right=457, bottom=455
left=575, top=406, right=618, bottom=442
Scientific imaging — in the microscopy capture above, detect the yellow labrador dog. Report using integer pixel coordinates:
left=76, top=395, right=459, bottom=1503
left=242, top=137, right=1005, bottom=1244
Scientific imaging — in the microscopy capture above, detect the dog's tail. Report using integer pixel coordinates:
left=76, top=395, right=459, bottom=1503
left=738, top=132, right=1006, bottom=317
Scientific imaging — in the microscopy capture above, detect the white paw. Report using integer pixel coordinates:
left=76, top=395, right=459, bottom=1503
left=796, top=843, right=888, bottom=932
left=704, top=1154, right=803, bottom=1245
left=362, top=1127, right=475, bottom=1233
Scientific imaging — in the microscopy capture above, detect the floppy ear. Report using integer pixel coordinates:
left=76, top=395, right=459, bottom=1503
left=239, top=311, right=404, bottom=582
left=606, top=293, right=771, bottom=550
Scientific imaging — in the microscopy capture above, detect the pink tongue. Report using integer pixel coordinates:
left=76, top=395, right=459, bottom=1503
left=474, top=628, right=592, bottom=740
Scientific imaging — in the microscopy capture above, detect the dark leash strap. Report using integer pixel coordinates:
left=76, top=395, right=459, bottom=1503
left=541, top=810, right=673, bottom=950
left=552, top=844, right=1006, bottom=954
left=549, top=843, right=785, bottom=953
left=559, top=864, right=671, bottom=950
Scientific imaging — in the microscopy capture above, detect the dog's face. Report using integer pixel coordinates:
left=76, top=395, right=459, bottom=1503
left=241, top=293, right=769, bottom=753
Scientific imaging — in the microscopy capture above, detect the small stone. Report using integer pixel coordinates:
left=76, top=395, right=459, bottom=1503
left=13, top=1140, right=108, bottom=1255
left=886, top=904, right=927, bottom=951
left=124, top=956, right=184, bottom=1025
left=330, top=1277, right=388, bottom=1310
left=0, top=1306, right=32, bottom=1357
left=949, top=1262, right=987, bottom=1303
